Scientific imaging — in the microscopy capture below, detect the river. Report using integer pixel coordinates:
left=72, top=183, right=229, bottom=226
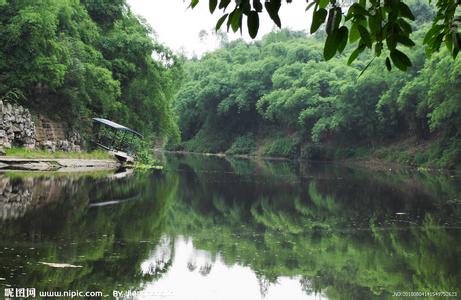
left=0, top=154, right=460, bottom=299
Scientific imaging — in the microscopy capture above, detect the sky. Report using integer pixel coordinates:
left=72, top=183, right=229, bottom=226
left=127, top=0, right=313, bottom=57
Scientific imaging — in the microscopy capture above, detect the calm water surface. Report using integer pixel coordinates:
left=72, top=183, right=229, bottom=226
left=0, top=154, right=460, bottom=299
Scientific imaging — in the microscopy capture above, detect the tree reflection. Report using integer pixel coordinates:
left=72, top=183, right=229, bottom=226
left=0, top=170, right=178, bottom=294
left=166, top=155, right=461, bottom=298
left=0, top=155, right=460, bottom=299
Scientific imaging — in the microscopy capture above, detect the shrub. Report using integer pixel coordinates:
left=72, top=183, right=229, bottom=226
left=417, top=137, right=461, bottom=169
left=226, top=134, right=256, bottom=155
left=262, top=138, right=299, bottom=158
left=182, top=129, right=230, bottom=153
left=130, top=138, right=158, bottom=166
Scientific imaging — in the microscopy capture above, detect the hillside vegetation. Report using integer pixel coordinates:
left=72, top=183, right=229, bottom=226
left=0, top=1, right=459, bottom=169
left=171, top=5, right=460, bottom=169
left=0, top=0, right=181, bottom=143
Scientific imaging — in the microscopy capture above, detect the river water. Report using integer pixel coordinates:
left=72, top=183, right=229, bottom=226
left=0, top=154, right=460, bottom=299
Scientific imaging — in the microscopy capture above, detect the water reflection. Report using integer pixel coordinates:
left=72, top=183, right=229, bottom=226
left=0, top=155, right=460, bottom=299
left=139, top=236, right=326, bottom=300
left=0, top=169, right=177, bottom=295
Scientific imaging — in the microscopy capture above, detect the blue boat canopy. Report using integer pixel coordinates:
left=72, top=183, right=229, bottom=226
left=93, top=118, right=143, bottom=138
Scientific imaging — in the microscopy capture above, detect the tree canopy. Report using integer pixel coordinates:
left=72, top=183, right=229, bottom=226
left=0, top=0, right=181, bottom=142
left=189, top=0, right=460, bottom=71
left=172, top=25, right=461, bottom=168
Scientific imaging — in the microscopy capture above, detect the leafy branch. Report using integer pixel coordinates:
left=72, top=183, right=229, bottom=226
left=189, top=0, right=460, bottom=71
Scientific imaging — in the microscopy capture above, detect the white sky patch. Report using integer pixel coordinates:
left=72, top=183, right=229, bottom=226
left=137, top=236, right=328, bottom=300
left=127, top=0, right=313, bottom=57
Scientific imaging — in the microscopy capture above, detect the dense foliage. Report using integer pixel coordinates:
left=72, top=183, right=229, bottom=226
left=0, top=0, right=181, bottom=142
left=173, top=15, right=460, bottom=168
left=190, top=0, right=460, bottom=71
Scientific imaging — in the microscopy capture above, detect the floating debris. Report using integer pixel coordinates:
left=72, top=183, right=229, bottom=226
left=39, top=262, right=82, bottom=268
left=395, top=212, right=407, bottom=215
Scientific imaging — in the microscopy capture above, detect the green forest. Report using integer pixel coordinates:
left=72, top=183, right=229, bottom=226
left=172, top=1, right=460, bottom=169
left=0, top=0, right=460, bottom=168
left=0, top=0, right=181, bottom=141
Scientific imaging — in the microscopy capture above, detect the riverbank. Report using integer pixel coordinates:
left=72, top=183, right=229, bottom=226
left=0, top=148, right=119, bottom=171
left=0, top=157, right=120, bottom=171
left=162, top=147, right=460, bottom=174
left=169, top=134, right=461, bottom=171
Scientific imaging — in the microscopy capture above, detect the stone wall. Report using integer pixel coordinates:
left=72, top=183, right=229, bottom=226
left=0, top=100, right=82, bottom=152
left=34, top=115, right=82, bottom=152
left=0, top=100, right=35, bottom=149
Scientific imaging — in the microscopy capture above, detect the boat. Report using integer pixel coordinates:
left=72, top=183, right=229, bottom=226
left=92, top=117, right=143, bottom=165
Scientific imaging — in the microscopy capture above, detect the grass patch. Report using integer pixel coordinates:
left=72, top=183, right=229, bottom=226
left=5, top=147, right=113, bottom=160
